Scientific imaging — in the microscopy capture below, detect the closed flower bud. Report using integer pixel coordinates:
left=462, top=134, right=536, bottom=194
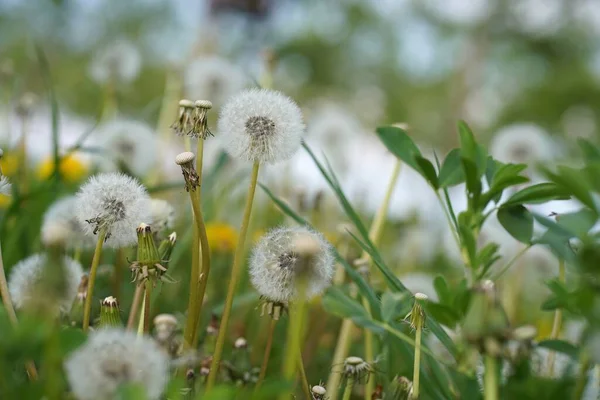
left=130, top=224, right=169, bottom=284
left=99, top=296, right=122, bottom=327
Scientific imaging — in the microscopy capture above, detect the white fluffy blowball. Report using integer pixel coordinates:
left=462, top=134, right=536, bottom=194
left=148, top=199, right=175, bottom=238
left=88, top=39, right=141, bottom=85
left=93, top=119, right=157, bottom=177
left=218, top=88, right=305, bottom=164
left=490, top=124, right=557, bottom=165
left=75, top=173, right=150, bottom=248
left=41, top=196, right=92, bottom=249
left=64, top=328, right=169, bottom=400
left=249, top=226, right=334, bottom=303
left=184, top=55, right=247, bottom=107
left=8, top=253, right=83, bottom=312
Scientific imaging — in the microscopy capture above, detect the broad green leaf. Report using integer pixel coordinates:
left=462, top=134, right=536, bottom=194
left=544, top=166, right=597, bottom=212
left=376, top=126, right=422, bottom=172
left=485, top=157, right=498, bottom=187
left=433, top=275, right=451, bottom=305
left=424, top=302, right=459, bottom=328
left=537, top=340, right=579, bottom=360
left=381, top=292, right=408, bottom=323
left=458, top=120, right=477, bottom=163
left=322, top=288, right=383, bottom=334
left=461, top=158, right=482, bottom=200
left=477, top=243, right=501, bottom=278
left=557, top=208, right=597, bottom=236
left=415, top=155, right=439, bottom=189
left=497, top=205, right=534, bottom=243
left=438, top=149, right=465, bottom=187
left=503, top=183, right=572, bottom=207
left=578, top=138, right=600, bottom=163
left=457, top=212, right=477, bottom=268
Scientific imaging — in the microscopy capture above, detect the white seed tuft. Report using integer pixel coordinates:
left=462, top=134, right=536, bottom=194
left=42, top=196, right=93, bottom=249
left=490, top=124, right=557, bottom=165
left=88, top=39, right=141, bottom=85
left=195, top=100, right=213, bottom=109
left=175, top=152, right=195, bottom=165
left=249, top=226, right=334, bottom=303
left=312, top=385, right=327, bottom=395
left=75, top=173, right=150, bottom=248
left=184, top=56, right=246, bottom=107
left=414, top=292, right=428, bottom=301
left=8, top=254, right=83, bottom=312
left=0, top=176, right=11, bottom=196
left=179, top=99, right=194, bottom=108
left=64, top=328, right=169, bottom=400
left=218, top=88, right=305, bottom=164
left=148, top=199, right=175, bottom=239
left=93, top=119, right=157, bottom=177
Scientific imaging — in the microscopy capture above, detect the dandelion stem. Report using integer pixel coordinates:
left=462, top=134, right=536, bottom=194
left=126, top=283, right=144, bottom=330
left=297, top=352, right=311, bottom=400
left=137, top=292, right=146, bottom=336
left=182, top=210, right=200, bottom=349
left=327, top=319, right=354, bottom=400
left=547, top=258, right=566, bottom=376
left=255, top=318, right=277, bottom=392
left=342, top=376, right=355, bottom=400
left=143, top=279, right=153, bottom=334
left=206, top=161, right=260, bottom=390
left=73, top=247, right=82, bottom=263
left=484, top=355, right=498, bottom=400
left=412, top=319, right=423, bottom=399
left=112, top=248, right=125, bottom=301
left=573, top=353, right=591, bottom=400
left=0, top=241, right=38, bottom=379
left=280, top=297, right=307, bottom=400
left=83, top=229, right=107, bottom=332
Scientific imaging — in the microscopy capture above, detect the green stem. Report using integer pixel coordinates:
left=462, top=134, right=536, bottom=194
left=206, top=161, right=260, bottom=390
left=572, top=354, right=591, bottom=400
left=182, top=201, right=200, bottom=349
left=113, top=248, right=125, bottom=301
left=73, top=247, right=81, bottom=263
left=547, top=259, right=566, bottom=376
left=484, top=355, right=498, bottom=400
left=254, top=318, right=277, bottom=393
left=412, top=321, right=423, bottom=399
left=327, top=319, right=354, bottom=400
left=492, top=245, right=532, bottom=280
left=279, top=296, right=307, bottom=400
left=82, top=229, right=107, bottom=332
left=435, top=192, right=461, bottom=250
left=126, top=283, right=143, bottom=330
left=143, top=279, right=153, bottom=334
left=297, top=352, right=311, bottom=400
left=137, top=292, right=146, bottom=336
left=342, top=376, right=355, bottom=400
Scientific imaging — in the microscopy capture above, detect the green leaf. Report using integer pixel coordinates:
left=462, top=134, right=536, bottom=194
left=503, top=183, right=572, bottom=207
left=433, top=275, right=451, bottom=306
left=544, top=166, right=597, bottom=212
left=461, top=158, right=482, bottom=199
left=415, top=156, right=439, bottom=189
left=537, top=340, right=579, bottom=360
left=381, top=292, right=408, bottom=323
left=557, top=208, right=597, bottom=236
left=458, top=120, right=477, bottom=162
left=376, top=126, right=422, bottom=172
left=497, top=205, right=534, bottom=243
left=457, top=211, right=477, bottom=268
left=424, top=302, right=459, bottom=328
left=578, top=138, right=600, bottom=163
left=477, top=243, right=501, bottom=278
left=322, top=288, right=383, bottom=334
left=438, top=149, right=465, bottom=187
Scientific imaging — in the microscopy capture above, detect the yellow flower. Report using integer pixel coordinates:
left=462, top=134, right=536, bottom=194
left=37, top=153, right=88, bottom=183
left=0, top=153, right=18, bottom=177
left=0, top=195, right=10, bottom=208
left=206, top=223, right=238, bottom=253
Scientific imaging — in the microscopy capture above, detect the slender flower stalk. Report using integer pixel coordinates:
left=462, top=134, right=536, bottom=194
left=547, top=258, right=566, bottom=376
left=408, top=293, right=428, bottom=399
left=206, top=162, right=260, bottom=389
left=484, top=355, right=498, bottom=400
left=255, top=317, right=278, bottom=392
left=83, top=229, right=107, bottom=332
left=327, top=158, right=401, bottom=400
left=297, top=353, right=311, bottom=399
left=573, top=353, right=591, bottom=400
left=341, top=357, right=372, bottom=400
left=143, top=279, right=153, bottom=334
left=342, top=376, right=355, bottom=400
left=127, top=283, right=144, bottom=330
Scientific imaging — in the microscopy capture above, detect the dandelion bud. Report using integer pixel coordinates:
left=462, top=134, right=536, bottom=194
left=153, top=313, right=178, bottom=342
left=130, top=224, right=168, bottom=285
left=158, top=232, right=177, bottom=266
left=218, top=88, right=305, bottom=164
left=343, top=356, right=372, bottom=383
left=171, top=100, right=196, bottom=137
left=311, top=385, right=327, bottom=399
left=250, top=227, right=334, bottom=304
left=99, top=296, right=122, bottom=327
left=405, top=293, right=427, bottom=331
left=234, top=337, right=247, bottom=349
left=193, top=100, right=213, bottom=140
left=65, top=328, right=168, bottom=400
left=69, top=274, right=88, bottom=325
left=175, top=151, right=200, bottom=192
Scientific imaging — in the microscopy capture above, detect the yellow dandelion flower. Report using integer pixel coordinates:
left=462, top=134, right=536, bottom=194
left=206, top=223, right=238, bottom=253
left=37, top=153, right=88, bottom=183
left=0, top=152, right=19, bottom=177
left=0, top=195, right=10, bottom=208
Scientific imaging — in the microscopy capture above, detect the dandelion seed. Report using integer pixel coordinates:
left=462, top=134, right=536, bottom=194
left=153, top=314, right=178, bottom=342
left=41, top=196, right=93, bottom=249
left=89, top=39, right=142, bottom=85
left=148, top=199, right=175, bottom=239
left=184, top=56, right=246, bottom=107
left=218, top=89, right=305, bottom=164
left=490, top=124, right=557, bottom=165
left=75, top=173, right=150, bottom=248
left=8, top=253, right=83, bottom=312
left=64, top=328, right=169, bottom=400
left=94, top=120, right=157, bottom=177
left=249, top=226, right=334, bottom=303
left=0, top=175, right=11, bottom=195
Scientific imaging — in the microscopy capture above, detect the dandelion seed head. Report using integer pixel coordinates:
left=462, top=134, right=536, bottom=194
left=250, top=226, right=334, bottom=303
left=184, top=56, right=246, bottom=107
left=42, top=196, right=93, bottom=249
left=218, top=89, right=305, bottom=164
left=89, top=39, right=142, bottom=85
left=64, top=328, right=169, bottom=400
left=490, top=124, right=557, bottom=165
left=175, top=151, right=195, bottom=165
left=8, top=254, right=83, bottom=312
left=148, top=199, right=175, bottom=239
left=415, top=292, right=428, bottom=301
left=94, top=120, right=157, bottom=177
left=343, top=356, right=372, bottom=381
left=75, top=173, right=150, bottom=248
left=0, top=175, right=11, bottom=196
left=312, top=385, right=327, bottom=396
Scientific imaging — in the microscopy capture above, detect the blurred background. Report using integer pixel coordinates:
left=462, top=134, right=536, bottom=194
left=0, top=0, right=597, bottom=350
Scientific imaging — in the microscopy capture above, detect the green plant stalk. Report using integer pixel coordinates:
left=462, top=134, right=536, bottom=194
left=254, top=318, right=277, bottom=393
left=113, top=248, right=125, bottom=301
left=573, top=353, right=591, bottom=400
left=126, top=283, right=144, bottom=330
left=157, top=69, right=182, bottom=143
left=342, top=376, right=355, bottom=400
left=492, top=245, right=532, bottom=280
left=412, top=319, right=423, bottom=399
left=182, top=219, right=200, bottom=348
left=206, top=161, right=260, bottom=390
left=279, top=297, right=307, bottom=400
left=297, top=352, right=311, bottom=400
left=137, top=293, right=146, bottom=336
left=192, top=139, right=211, bottom=346
left=327, top=319, right=354, bottom=400
left=143, top=279, right=153, bottom=333
left=547, top=259, right=566, bottom=376
left=83, top=229, right=107, bottom=332
left=484, top=355, right=498, bottom=400
left=101, top=78, right=117, bottom=121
